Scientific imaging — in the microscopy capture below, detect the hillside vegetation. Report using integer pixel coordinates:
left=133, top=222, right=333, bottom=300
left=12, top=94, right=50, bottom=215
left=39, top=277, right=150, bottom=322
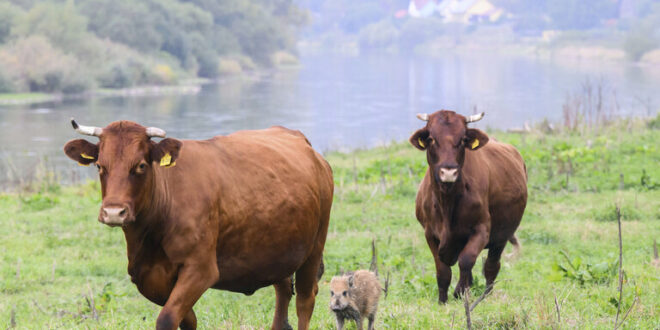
left=1, top=118, right=659, bottom=328
left=0, top=0, right=307, bottom=94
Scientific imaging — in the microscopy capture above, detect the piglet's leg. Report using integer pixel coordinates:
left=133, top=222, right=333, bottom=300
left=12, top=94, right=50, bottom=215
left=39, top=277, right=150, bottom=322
left=453, top=224, right=489, bottom=298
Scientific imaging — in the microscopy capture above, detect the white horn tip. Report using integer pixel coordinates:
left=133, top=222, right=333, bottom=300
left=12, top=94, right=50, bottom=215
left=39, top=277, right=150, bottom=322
left=466, top=112, right=485, bottom=123
left=146, top=127, right=167, bottom=138
left=416, top=113, right=429, bottom=121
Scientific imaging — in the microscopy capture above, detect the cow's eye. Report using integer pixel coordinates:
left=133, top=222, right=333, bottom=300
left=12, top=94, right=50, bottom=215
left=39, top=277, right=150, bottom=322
left=330, top=290, right=334, bottom=296
left=95, top=163, right=100, bottom=170
left=135, top=162, right=147, bottom=174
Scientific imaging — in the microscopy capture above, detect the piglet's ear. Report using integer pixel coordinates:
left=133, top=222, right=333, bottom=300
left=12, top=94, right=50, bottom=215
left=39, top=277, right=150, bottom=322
left=63, top=139, right=98, bottom=166
left=151, top=138, right=182, bottom=168
left=409, top=128, right=430, bottom=151
left=465, top=128, right=489, bottom=151
left=347, top=275, right=354, bottom=288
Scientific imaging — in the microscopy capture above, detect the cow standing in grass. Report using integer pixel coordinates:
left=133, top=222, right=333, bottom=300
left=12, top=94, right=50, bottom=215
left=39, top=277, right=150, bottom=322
left=63, top=120, right=334, bottom=330
left=409, top=110, right=527, bottom=303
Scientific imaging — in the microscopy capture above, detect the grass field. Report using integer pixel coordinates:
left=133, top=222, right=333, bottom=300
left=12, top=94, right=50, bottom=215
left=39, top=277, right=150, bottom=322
left=1, top=119, right=659, bottom=329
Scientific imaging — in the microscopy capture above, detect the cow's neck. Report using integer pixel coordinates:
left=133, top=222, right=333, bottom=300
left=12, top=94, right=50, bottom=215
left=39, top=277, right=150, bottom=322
left=123, top=168, right=173, bottom=260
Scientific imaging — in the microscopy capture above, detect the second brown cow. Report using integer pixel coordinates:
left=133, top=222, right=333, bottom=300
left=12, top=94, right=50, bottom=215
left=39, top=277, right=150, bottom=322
left=409, top=110, right=527, bottom=303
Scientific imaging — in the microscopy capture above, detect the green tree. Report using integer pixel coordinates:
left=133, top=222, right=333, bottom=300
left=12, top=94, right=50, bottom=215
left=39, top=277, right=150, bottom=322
left=12, top=0, right=88, bottom=50
left=0, top=2, right=24, bottom=43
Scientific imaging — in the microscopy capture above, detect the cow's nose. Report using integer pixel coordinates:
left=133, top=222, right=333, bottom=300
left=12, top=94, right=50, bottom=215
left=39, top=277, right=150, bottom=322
left=439, top=168, right=459, bottom=182
left=101, top=207, right=128, bottom=226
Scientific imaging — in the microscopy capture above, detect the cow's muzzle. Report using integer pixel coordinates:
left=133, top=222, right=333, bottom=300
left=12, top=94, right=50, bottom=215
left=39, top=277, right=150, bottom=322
left=439, top=167, right=459, bottom=183
left=99, top=204, right=133, bottom=226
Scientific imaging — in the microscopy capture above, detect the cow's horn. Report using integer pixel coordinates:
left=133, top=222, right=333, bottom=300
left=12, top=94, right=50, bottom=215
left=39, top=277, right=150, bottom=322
left=145, top=127, right=166, bottom=138
left=71, top=118, right=102, bottom=136
left=465, top=112, right=485, bottom=123
left=416, top=113, right=429, bottom=121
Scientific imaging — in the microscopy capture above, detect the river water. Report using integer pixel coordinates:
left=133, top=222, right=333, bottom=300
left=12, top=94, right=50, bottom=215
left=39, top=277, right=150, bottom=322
left=1, top=53, right=658, bottom=187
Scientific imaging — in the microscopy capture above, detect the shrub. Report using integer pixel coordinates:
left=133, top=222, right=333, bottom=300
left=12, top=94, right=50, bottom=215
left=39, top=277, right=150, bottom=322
left=358, top=20, right=400, bottom=49
left=623, top=27, right=659, bottom=61
left=398, top=17, right=444, bottom=50
left=0, top=35, right=93, bottom=93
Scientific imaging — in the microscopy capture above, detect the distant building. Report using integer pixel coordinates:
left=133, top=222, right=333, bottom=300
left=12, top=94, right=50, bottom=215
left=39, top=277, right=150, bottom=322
left=437, top=0, right=504, bottom=23
left=406, top=0, right=504, bottom=23
left=408, top=0, right=440, bottom=18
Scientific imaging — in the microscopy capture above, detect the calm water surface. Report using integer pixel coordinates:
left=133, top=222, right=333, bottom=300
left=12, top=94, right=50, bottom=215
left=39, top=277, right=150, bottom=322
left=1, top=53, right=658, bottom=186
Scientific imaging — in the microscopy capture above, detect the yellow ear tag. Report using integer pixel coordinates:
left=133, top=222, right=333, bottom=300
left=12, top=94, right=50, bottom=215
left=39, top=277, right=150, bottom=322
left=418, top=138, right=425, bottom=148
left=471, top=139, right=479, bottom=149
left=159, top=152, right=172, bottom=167
left=78, top=162, right=89, bottom=167
left=80, top=153, right=94, bottom=160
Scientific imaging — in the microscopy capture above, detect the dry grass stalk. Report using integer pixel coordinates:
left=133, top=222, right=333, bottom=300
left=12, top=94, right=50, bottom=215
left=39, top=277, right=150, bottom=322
left=463, top=289, right=472, bottom=330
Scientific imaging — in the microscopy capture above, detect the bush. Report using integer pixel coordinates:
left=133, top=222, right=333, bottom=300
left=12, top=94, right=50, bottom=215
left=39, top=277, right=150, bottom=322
left=623, top=27, right=659, bottom=61
left=195, top=48, right=219, bottom=78
left=648, top=113, right=660, bottom=130
left=0, top=70, right=16, bottom=93
left=398, top=17, right=444, bottom=50
left=358, top=20, right=400, bottom=49
left=0, top=35, right=93, bottom=93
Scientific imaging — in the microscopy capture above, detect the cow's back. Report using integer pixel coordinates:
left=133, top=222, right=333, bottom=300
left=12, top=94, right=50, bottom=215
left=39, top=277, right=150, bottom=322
left=162, top=126, right=332, bottom=294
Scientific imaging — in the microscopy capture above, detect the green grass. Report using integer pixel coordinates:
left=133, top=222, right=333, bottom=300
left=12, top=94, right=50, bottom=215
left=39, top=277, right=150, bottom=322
left=0, top=93, right=56, bottom=104
left=1, top=120, right=659, bottom=329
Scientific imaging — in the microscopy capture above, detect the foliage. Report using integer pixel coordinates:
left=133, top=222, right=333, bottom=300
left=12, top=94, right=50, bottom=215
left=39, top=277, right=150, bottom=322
left=553, top=251, right=617, bottom=286
left=0, top=0, right=306, bottom=93
left=12, top=0, right=89, bottom=50
left=398, top=17, right=445, bottom=50
left=0, top=35, right=94, bottom=93
left=623, top=3, right=660, bottom=61
left=0, top=2, right=24, bottom=44
left=358, top=19, right=400, bottom=49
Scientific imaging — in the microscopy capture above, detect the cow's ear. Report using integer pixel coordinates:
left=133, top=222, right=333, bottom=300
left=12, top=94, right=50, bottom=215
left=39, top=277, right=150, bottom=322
left=465, top=128, right=489, bottom=151
left=151, top=138, right=182, bottom=168
left=63, top=139, right=98, bottom=166
left=409, top=128, right=430, bottom=150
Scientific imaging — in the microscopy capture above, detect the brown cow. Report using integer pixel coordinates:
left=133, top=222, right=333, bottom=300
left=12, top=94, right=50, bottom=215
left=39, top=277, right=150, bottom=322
left=63, top=120, right=334, bottom=329
left=409, top=110, right=527, bottom=303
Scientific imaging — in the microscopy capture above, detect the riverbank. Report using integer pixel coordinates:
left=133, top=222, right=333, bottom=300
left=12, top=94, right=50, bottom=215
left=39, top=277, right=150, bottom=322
left=1, top=118, right=658, bottom=328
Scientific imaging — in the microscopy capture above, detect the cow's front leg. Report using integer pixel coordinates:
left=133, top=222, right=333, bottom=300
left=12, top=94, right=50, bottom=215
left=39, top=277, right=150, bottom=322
left=156, top=261, right=219, bottom=330
left=425, top=229, right=451, bottom=304
left=453, top=224, right=488, bottom=298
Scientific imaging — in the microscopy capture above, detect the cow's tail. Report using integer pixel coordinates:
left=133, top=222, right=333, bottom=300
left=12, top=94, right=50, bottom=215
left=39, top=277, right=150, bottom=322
left=506, top=234, right=522, bottom=259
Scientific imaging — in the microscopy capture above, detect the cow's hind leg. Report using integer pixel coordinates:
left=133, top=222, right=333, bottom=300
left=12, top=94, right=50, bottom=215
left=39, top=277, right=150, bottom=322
left=272, top=277, right=294, bottom=330
left=453, top=224, right=488, bottom=298
left=483, top=242, right=506, bottom=294
left=294, top=251, right=322, bottom=330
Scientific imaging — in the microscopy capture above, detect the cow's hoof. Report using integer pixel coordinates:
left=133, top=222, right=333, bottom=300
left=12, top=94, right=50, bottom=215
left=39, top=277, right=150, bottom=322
left=453, top=286, right=469, bottom=299
left=438, top=292, right=448, bottom=304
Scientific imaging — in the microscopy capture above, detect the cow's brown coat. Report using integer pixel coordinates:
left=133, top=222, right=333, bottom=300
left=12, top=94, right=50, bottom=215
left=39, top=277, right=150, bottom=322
left=409, top=110, right=527, bottom=303
left=64, top=121, right=333, bottom=329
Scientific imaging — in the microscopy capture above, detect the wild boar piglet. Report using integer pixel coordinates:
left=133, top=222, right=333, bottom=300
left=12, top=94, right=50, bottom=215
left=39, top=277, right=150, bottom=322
left=329, top=270, right=381, bottom=330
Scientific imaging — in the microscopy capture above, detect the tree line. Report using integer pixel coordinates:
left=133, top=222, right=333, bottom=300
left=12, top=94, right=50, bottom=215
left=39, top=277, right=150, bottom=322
left=0, top=0, right=307, bottom=94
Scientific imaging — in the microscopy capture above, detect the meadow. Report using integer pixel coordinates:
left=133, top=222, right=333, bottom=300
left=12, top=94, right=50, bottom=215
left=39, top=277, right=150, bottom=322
left=1, top=118, right=659, bottom=329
